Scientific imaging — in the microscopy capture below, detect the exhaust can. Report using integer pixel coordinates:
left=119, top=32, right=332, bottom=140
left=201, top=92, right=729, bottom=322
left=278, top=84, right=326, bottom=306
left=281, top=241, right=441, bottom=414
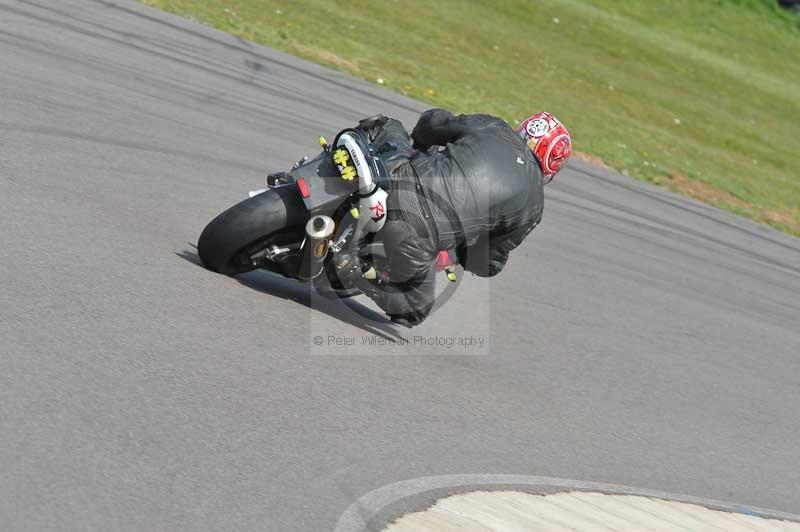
left=298, top=215, right=335, bottom=280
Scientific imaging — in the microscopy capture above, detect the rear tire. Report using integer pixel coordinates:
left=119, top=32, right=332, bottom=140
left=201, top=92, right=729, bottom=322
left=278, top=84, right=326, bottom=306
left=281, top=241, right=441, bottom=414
left=198, top=187, right=308, bottom=275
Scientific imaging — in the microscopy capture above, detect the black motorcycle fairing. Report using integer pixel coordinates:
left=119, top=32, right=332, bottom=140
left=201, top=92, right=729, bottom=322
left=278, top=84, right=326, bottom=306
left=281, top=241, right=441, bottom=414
left=282, top=127, right=391, bottom=217
left=284, top=151, right=355, bottom=215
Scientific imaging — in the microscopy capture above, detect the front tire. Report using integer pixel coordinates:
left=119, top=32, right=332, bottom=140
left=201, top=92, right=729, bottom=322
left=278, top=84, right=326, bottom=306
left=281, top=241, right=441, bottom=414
left=198, top=187, right=307, bottom=275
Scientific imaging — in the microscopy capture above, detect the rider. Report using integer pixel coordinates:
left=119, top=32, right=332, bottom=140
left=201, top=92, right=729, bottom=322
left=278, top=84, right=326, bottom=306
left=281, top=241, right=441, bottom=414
left=340, top=109, right=572, bottom=327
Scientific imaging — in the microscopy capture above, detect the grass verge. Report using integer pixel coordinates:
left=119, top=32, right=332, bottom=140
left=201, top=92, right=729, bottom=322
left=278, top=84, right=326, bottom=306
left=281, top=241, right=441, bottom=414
left=140, top=0, right=800, bottom=235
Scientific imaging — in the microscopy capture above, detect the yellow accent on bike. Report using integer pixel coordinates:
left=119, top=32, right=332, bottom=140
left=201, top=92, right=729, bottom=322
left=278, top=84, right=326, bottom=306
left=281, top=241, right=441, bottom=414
left=333, top=149, right=350, bottom=166
left=340, top=166, right=357, bottom=181
left=349, top=207, right=359, bottom=219
left=363, top=266, right=377, bottom=280
left=446, top=267, right=457, bottom=282
left=318, top=136, right=328, bottom=148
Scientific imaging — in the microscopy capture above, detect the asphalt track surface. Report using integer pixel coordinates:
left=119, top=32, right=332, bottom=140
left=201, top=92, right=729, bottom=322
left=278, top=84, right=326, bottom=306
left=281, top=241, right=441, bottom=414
left=1, top=1, right=799, bottom=530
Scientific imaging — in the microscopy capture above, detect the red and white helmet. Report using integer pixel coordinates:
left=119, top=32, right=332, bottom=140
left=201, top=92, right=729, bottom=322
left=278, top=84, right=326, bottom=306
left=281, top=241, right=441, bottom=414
left=516, top=112, right=572, bottom=184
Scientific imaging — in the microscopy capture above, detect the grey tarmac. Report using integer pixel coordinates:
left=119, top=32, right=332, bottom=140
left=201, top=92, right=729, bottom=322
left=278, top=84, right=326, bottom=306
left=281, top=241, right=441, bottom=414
left=1, top=1, right=800, bottom=531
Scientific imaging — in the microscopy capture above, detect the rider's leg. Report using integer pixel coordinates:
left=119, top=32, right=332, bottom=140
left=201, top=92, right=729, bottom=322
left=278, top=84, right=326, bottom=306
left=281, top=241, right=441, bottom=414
left=375, top=215, right=438, bottom=325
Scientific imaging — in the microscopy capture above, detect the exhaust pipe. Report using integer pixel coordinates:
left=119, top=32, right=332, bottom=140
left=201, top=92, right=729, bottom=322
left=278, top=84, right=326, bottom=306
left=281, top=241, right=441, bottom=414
left=298, top=215, right=335, bottom=281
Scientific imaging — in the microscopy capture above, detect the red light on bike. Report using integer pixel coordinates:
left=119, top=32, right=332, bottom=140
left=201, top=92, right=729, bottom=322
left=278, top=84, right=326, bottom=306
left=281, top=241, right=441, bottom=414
left=296, top=178, right=311, bottom=198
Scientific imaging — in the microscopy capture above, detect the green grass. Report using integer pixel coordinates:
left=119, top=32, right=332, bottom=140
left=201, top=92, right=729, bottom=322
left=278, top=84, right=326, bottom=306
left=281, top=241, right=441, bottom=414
left=140, top=0, right=800, bottom=235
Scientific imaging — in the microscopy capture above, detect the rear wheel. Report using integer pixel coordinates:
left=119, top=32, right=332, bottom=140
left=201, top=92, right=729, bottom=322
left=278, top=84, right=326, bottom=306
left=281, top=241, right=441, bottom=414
left=197, top=187, right=308, bottom=275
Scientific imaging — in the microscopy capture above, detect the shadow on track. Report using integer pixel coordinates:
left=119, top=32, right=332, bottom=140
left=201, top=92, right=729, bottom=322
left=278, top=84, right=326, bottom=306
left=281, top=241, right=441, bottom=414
left=176, top=248, right=403, bottom=341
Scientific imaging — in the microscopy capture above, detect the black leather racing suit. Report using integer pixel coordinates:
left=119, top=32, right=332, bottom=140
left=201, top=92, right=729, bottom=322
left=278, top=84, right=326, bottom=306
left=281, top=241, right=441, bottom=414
left=352, top=109, right=544, bottom=326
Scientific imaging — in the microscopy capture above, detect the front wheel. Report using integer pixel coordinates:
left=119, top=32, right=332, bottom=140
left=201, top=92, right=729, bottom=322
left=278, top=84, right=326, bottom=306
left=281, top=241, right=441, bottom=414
left=197, top=187, right=308, bottom=275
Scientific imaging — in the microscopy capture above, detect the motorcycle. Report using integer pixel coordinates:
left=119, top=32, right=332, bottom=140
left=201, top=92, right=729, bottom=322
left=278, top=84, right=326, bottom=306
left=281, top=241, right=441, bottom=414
left=197, top=124, right=456, bottom=301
